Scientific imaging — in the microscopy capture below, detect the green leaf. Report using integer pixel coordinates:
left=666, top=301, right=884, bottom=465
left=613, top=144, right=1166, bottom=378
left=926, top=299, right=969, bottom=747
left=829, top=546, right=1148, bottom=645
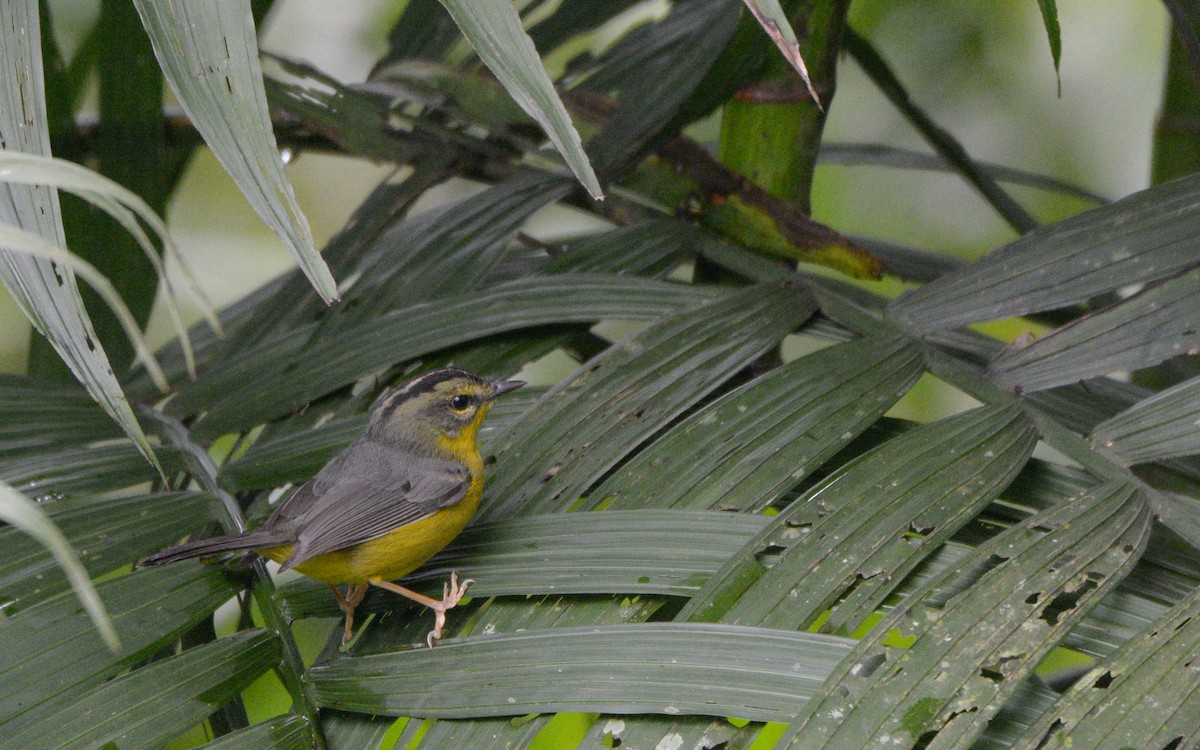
left=0, top=151, right=217, bottom=371
left=1090, top=373, right=1200, bottom=463
left=196, top=716, right=314, bottom=750
left=131, top=0, right=338, bottom=302
left=309, top=623, right=853, bottom=721
left=819, top=143, right=1106, bottom=204
left=177, top=274, right=719, bottom=437
left=0, top=224, right=168, bottom=389
left=1, top=629, right=280, bottom=750
left=0, top=375, right=121, bottom=454
left=322, top=171, right=573, bottom=333
left=1010, top=585, right=1200, bottom=750
left=681, top=405, right=1038, bottom=633
left=482, top=282, right=818, bottom=520
left=588, top=334, right=924, bottom=513
left=776, top=480, right=1152, bottom=748
left=0, top=442, right=185, bottom=497
left=0, top=491, right=215, bottom=609
left=539, top=219, right=698, bottom=276
left=1037, top=0, right=1063, bottom=94
left=436, top=0, right=602, bottom=199
left=0, top=480, right=118, bottom=653
left=585, top=0, right=742, bottom=175
left=889, top=173, right=1200, bottom=331
left=0, top=0, right=161, bottom=472
left=0, top=564, right=241, bottom=732
left=988, top=267, right=1200, bottom=393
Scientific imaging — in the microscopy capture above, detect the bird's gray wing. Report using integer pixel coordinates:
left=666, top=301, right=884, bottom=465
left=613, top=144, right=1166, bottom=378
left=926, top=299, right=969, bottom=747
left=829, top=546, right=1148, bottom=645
left=264, top=440, right=470, bottom=571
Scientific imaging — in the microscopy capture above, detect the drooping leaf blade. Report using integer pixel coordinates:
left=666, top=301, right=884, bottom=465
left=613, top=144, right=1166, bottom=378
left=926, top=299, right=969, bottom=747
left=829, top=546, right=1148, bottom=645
left=0, top=0, right=161, bottom=471
left=741, top=0, right=821, bottom=107
left=437, top=0, right=602, bottom=199
left=131, top=0, right=338, bottom=302
left=0, top=481, right=118, bottom=652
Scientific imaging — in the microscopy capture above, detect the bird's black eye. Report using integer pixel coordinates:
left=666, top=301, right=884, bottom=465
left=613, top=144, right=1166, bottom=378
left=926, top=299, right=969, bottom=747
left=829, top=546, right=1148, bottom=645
left=450, top=394, right=472, bottom=410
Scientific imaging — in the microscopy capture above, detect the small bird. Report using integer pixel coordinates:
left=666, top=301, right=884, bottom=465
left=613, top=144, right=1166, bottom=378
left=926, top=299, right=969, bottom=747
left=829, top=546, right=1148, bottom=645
left=141, top=368, right=524, bottom=647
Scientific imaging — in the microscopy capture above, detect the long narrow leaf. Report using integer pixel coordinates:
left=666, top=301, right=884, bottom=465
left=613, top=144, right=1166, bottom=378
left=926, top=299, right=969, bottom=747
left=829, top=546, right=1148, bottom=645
left=0, top=225, right=167, bottom=388
left=310, top=623, right=852, bottom=721
left=889, top=172, right=1200, bottom=330
left=0, top=481, right=117, bottom=652
left=686, top=405, right=1038, bottom=635
left=988, top=267, right=1200, bottom=393
left=437, top=0, right=602, bottom=198
left=0, top=564, right=241, bottom=732
left=0, top=151, right=220, bottom=367
left=0, top=630, right=280, bottom=750
left=181, top=275, right=719, bottom=437
left=0, top=442, right=185, bottom=497
left=197, top=716, right=314, bottom=750
left=0, top=0, right=161, bottom=470
left=483, top=282, right=818, bottom=520
left=1090, top=372, right=1200, bottom=463
left=776, top=480, right=1151, bottom=749
left=132, top=0, right=338, bottom=302
left=0, top=491, right=214, bottom=609
left=741, top=0, right=821, bottom=106
left=1010, top=585, right=1200, bottom=750
left=589, top=334, right=923, bottom=513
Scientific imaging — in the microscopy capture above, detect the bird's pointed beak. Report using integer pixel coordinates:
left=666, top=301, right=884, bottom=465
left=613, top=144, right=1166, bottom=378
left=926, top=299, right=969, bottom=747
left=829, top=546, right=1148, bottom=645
left=489, top=379, right=526, bottom=399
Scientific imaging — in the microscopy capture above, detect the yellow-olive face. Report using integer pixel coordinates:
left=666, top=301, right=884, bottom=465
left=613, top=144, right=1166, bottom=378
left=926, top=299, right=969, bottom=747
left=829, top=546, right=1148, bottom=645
left=368, top=368, right=523, bottom=443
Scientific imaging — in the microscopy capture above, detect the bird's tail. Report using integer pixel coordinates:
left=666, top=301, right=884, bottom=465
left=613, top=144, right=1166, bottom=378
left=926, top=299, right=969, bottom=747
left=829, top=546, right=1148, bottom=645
left=138, top=529, right=289, bottom=567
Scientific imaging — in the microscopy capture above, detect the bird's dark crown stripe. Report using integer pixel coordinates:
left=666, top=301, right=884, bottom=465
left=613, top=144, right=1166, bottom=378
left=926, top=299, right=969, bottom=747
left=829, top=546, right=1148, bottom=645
left=377, top=368, right=481, bottom=415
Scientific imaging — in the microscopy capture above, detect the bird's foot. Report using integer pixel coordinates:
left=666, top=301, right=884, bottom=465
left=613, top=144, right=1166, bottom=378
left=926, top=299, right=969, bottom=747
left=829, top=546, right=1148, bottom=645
left=425, top=571, right=475, bottom=647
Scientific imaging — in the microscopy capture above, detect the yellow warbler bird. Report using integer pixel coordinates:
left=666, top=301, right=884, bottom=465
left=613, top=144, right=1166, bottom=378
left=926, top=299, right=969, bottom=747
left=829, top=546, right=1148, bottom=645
left=141, top=368, right=524, bottom=647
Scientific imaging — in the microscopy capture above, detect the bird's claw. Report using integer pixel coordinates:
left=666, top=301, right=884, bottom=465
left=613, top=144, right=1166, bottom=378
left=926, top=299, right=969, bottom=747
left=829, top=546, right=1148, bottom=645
left=425, top=571, right=474, bottom=647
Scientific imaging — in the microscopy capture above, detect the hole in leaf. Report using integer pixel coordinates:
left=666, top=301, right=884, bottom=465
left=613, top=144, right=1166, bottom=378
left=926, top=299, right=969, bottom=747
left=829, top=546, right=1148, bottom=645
left=1092, top=671, right=1114, bottom=689
left=1038, top=576, right=1100, bottom=625
left=979, top=667, right=1004, bottom=683
left=1032, top=720, right=1065, bottom=750
left=754, top=543, right=787, bottom=569
left=851, top=652, right=886, bottom=678
left=1163, top=737, right=1184, bottom=750
left=1025, top=593, right=1041, bottom=605
left=540, top=463, right=562, bottom=483
left=908, top=520, right=936, bottom=536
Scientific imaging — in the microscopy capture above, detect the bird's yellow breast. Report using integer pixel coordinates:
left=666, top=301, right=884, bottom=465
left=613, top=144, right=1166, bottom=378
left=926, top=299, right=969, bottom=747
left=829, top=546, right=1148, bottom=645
left=259, top=470, right=483, bottom=585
